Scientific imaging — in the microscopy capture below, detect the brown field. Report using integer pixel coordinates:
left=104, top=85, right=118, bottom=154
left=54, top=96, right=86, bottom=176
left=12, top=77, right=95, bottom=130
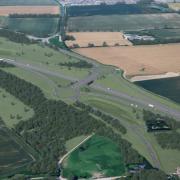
left=168, top=3, right=180, bottom=11
left=0, top=6, right=60, bottom=16
left=65, top=32, right=132, bottom=48
left=75, top=44, right=180, bottom=77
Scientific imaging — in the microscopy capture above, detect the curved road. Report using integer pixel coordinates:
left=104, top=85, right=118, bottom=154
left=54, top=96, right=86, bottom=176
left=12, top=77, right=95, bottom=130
left=3, top=57, right=179, bottom=169
left=3, top=58, right=180, bottom=120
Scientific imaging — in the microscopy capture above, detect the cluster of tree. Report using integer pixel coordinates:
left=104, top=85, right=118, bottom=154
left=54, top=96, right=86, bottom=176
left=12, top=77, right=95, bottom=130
left=143, top=110, right=180, bottom=130
left=75, top=101, right=127, bottom=134
left=0, top=29, right=36, bottom=44
left=155, top=131, right=180, bottom=150
left=143, top=110, right=180, bottom=150
left=0, top=69, right=153, bottom=176
left=9, top=14, right=59, bottom=18
left=71, top=43, right=80, bottom=48
left=59, top=60, right=93, bottom=69
left=0, top=61, right=15, bottom=68
left=64, top=35, right=75, bottom=41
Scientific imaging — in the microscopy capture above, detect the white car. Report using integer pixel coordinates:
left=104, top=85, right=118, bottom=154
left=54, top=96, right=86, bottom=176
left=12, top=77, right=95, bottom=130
left=148, top=104, right=154, bottom=108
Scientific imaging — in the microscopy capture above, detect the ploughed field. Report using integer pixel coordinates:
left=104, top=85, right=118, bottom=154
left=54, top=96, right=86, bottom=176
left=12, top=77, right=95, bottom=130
left=62, top=135, right=125, bottom=179
left=0, top=0, right=57, bottom=5
left=0, top=127, right=33, bottom=176
left=0, top=6, right=60, bottom=16
left=66, top=32, right=132, bottom=48
left=75, top=44, right=180, bottom=77
left=135, top=76, right=180, bottom=104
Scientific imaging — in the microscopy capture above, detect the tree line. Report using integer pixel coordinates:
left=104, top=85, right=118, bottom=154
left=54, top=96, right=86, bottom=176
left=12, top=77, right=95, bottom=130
left=131, top=38, right=180, bottom=45
left=9, top=14, right=59, bottom=18
left=75, top=101, right=127, bottom=134
left=0, top=61, right=15, bottom=68
left=0, top=29, right=36, bottom=44
left=59, top=60, right=93, bottom=69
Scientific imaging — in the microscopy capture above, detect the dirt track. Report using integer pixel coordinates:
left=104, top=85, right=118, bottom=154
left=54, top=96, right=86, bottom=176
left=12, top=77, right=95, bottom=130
left=0, top=6, right=60, bottom=16
left=75, top=44, right=180, bottom=76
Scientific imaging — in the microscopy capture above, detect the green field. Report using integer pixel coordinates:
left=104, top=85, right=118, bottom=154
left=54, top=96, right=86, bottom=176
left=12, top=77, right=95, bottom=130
left=0, top=37, right=90, bottom=79
left=62, top=135, right=125, bottom=179
left=0, top=127, right=33, bottom=176
left=0, top=87, right=34, bottom=128
left=0, top=0, right=57, bottom=5
left=1, top=17, right=59, bottom=37
left=67, top=13, right=180, bottom=32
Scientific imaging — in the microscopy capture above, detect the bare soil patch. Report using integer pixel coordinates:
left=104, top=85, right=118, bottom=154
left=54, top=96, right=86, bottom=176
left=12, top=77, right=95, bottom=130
left=66, top=32, right=132, bottom=48
left=0, top=6, right=60, bottom=16
left=75, top=44, right=180, bottom=77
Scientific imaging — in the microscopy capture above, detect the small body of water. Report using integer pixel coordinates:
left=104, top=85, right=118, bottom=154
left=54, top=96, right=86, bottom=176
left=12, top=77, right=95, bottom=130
left=135, top=76, right=180, bottom=104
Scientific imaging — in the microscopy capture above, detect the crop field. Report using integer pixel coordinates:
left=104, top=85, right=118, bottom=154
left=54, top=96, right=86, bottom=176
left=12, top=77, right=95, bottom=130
left=0, top=88, right=34, bottom=128
left=66, top=32, right=132, bottom=48
left=0, top=0, right=57, bottom=6
left=168, top=3, right=180, bottom=11
left=5, top=17, right=59, bottom=37
left=0, top=16, right=59, bottom=37
left=75, top=44, right=180, bottom=77
left=135, top=76, right=180, bottom=104
left=67, top=13, right=180, bottom=32
left=62, top=135, right=125, bottom=179
left=0, top=127, right=33, bottom=176
left=0, top=6, right=60, bottom=16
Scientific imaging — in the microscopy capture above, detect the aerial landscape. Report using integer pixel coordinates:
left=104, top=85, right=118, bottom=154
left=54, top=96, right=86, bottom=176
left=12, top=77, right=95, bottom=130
left=0, top=0, right=180, bottom=179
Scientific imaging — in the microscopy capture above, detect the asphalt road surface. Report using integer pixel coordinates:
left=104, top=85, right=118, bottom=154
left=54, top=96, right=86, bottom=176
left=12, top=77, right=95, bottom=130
left=3, top=58, right=180, bottom=120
